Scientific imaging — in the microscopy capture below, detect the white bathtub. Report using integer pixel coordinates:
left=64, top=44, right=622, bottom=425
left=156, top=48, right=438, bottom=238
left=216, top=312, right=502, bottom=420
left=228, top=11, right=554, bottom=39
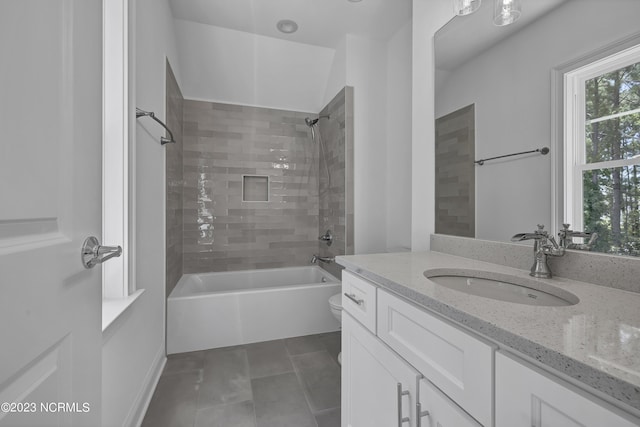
left=167, top=266, right=341, bottom=354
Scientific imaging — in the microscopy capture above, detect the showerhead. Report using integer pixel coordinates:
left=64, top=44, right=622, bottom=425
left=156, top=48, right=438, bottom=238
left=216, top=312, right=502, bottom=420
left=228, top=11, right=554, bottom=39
left=305, top=115, right=330, bottom=141
left=305, top=117, right=319, bottom=127
left=305, top=115, right=330, bottom=128
left=305, top=117, right=319, bottom=141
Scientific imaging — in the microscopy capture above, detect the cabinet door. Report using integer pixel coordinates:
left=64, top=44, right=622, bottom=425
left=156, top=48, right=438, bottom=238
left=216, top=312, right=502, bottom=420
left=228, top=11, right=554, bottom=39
left=342, top=312, right=419, bottom=427
left=496, top=352, right=639, bottom=427
left=417, top=377, right=482, bottom=427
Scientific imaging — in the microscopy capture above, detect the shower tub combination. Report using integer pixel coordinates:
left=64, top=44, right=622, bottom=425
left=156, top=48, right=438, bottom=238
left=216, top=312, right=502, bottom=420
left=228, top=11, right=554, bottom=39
left=167, top=266, right=341, bottom=354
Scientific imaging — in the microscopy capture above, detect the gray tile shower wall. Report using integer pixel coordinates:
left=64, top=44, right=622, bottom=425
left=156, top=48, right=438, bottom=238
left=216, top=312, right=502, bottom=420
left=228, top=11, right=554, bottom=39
left=317, top=87, right=354, bottom=279
left=182, top=100, right=320, bottom=273
left=166, top=60, right=184, bottom=296
left=435, top=104, right=475, bottom=238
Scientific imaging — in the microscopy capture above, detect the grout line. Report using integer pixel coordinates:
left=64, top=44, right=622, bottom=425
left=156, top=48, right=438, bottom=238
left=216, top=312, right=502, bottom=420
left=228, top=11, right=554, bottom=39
left=315, top=405, right=341, bottom=413
left=248, top=368, right=295, bottom=381
left=290, top=350, right=320, bottom=426
left=251, top=399, right=258, bottom=427
left=192, top=367, right=204, bottom=427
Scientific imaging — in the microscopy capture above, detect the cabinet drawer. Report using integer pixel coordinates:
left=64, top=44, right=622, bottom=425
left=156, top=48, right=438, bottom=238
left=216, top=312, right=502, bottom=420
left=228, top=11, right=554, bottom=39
left=496, top=352, right=640, bottom=427
left=342, top=271, right=377, bottom=333
left=377, top=289, right=493, bottom=427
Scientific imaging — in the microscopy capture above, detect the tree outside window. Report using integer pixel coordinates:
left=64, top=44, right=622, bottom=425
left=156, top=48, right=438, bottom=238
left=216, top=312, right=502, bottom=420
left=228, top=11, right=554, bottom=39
left=566, top=46, right=640, bottom=256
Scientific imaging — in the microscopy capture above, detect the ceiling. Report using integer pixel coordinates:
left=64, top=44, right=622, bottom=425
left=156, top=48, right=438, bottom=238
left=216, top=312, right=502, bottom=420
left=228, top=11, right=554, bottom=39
left=168, top=0, right=412, bottom=49
left=436, top=0, right=569, bottom=71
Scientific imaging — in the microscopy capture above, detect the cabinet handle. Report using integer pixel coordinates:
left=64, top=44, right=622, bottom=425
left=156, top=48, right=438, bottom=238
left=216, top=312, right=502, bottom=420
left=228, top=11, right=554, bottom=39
left=415, top=375, right=430, bottom=427
left=344, top=292, right=364, bottom=306
left=397, top=383, right=410, bottom=426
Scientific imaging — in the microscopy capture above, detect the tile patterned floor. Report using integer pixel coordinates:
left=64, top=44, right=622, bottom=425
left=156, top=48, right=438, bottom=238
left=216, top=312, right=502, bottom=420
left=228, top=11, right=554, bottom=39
left=142, top=332, right=341, bottom=427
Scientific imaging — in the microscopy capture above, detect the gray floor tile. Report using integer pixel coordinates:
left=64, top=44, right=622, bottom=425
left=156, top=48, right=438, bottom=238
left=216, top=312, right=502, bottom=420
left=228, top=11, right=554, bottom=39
left=319, top=332, right=341, bottom=364
left=246, top=339, right=293, bottom=379
left=198, top=347, right=253, bottom=408
left=194, top=400, right=257, bottom=427
left=315, top=407, right=341, bottom=427
left=163, top=350, right=205, bottom=376
left=142, top=371, right=201, bottom=427
left=285, top=334, right=326, bottom=355
left=252, top=372, right=316, bottom=427
left=291, top=350, right=341, bottom=413
left=144, top=335, right=341, bottom=427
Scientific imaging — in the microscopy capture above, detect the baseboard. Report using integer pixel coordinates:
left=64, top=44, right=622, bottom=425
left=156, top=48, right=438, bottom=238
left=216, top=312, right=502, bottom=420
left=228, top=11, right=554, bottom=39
left=124, top=345, right=166, bottom=427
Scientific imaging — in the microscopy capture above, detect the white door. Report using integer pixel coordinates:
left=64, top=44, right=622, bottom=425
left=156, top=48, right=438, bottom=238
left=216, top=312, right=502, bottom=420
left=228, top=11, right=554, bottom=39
left=342, top=313, right=419, bottom=427
left=0, top=1, right=103, bottom=426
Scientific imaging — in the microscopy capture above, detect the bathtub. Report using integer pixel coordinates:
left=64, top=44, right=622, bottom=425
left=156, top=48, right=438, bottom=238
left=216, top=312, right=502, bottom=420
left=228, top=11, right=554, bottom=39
left=167, top=266, right=341, bottom=354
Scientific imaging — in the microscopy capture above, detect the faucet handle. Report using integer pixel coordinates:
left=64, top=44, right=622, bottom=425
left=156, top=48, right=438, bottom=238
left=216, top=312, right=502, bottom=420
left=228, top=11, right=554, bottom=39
left=318, top=230, right=333, bottom=247
left=535, top=224, right=550, bottom=237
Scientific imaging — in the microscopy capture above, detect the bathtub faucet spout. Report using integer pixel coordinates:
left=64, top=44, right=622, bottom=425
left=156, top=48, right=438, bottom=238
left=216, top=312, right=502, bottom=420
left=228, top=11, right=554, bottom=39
left=310, top=254, right=335, bottom=264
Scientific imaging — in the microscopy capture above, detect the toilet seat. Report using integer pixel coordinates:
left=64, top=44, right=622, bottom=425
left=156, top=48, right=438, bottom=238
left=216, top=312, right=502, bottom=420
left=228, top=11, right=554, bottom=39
left=329, top=293, right=342, bottom=310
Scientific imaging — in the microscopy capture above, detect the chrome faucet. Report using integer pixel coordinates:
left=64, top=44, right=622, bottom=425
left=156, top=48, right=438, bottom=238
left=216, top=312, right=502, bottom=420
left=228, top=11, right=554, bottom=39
left=511, top=224, right=565, bottom=279
left=310, top=254, right=335, bottom=264
left=558, top=223, right=598, bottom=251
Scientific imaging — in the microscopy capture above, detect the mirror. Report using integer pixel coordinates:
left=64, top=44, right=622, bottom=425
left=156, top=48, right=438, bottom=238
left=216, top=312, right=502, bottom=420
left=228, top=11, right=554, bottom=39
left=435, top=0, right=640, bottom=256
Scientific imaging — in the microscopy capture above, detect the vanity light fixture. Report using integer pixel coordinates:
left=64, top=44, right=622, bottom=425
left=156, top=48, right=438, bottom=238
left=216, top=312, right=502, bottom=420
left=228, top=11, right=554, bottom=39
left=276, top=19, right=298, bottom=34
left=493, top=0, right=521, bottom=26
left=454, top=0, right=481, bottom=16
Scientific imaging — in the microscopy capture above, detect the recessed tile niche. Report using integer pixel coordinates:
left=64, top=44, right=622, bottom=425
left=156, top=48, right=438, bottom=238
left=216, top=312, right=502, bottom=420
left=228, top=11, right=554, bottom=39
left=242, top=175, right=269, bottom=202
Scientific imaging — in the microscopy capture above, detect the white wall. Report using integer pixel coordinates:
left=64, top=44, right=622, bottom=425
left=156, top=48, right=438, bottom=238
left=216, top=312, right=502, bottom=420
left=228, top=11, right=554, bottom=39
left=328, top=26, right=414, bottom=255
left=174, top=19, right=334, bottom=113
left=345, top=34, right=389, bottom=254
left=323, top=37, right=347, bottom=108
left=101, top=0, right=180, bottom=425
left=386, top=21, right=413, bottom=252
left=411, top=0, right=455, bottom=250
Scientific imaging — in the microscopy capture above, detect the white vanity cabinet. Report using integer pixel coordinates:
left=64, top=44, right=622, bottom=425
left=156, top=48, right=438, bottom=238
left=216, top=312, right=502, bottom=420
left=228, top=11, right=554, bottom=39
left=341, top=270, right=640, bottom=427
left=496, top=352, right=639, bottom=427
left=341, top=273, right=487, bottom=427
left=342, top=312, right=481, bottom=427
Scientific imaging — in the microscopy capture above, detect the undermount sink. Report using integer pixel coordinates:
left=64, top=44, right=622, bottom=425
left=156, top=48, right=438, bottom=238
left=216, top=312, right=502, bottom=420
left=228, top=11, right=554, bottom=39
left=424, top=269, right=579, bottom=307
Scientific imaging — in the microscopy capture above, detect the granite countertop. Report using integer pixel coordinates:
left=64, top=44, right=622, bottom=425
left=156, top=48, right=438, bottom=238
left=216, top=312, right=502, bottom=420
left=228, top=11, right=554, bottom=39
left=336, top=251, right=640, bottom=413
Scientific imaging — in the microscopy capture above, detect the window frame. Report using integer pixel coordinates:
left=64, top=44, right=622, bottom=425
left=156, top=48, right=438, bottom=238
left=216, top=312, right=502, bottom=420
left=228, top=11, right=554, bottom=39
left=563, top=43, right=640, bottom=235
left=102, top=0, right=141, bottom=331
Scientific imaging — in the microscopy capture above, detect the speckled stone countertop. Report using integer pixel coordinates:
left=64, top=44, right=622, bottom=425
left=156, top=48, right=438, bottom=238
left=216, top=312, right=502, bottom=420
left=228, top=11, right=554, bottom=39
left=336, top=251, right=640, bottom=414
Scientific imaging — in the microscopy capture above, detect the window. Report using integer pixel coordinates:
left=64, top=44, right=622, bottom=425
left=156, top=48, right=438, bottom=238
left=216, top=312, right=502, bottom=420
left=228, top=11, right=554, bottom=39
left=102, top=0, right=142, bottom=330
left=564, top=44, right=640, bottom=256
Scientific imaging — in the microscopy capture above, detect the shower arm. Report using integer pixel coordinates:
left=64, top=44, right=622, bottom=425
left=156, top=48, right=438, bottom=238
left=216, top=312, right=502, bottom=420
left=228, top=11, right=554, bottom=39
left=135, top=107, right=176, bottom=145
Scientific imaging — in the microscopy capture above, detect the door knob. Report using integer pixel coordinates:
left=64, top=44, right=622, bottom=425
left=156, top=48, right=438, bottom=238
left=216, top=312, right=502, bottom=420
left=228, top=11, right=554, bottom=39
left=81, top=236, right=122, bottom=269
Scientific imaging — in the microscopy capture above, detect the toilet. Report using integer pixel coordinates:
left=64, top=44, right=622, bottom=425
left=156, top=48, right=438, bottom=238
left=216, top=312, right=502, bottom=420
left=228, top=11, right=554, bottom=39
left=328, top=293, right=342, bottom=365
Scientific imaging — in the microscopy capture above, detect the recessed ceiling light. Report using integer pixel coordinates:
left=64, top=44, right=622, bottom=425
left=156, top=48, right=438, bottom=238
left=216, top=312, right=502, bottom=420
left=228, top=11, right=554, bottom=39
left=276, top=19, right=298, bottom=34
left=347, top=0, right=363, bottom=2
